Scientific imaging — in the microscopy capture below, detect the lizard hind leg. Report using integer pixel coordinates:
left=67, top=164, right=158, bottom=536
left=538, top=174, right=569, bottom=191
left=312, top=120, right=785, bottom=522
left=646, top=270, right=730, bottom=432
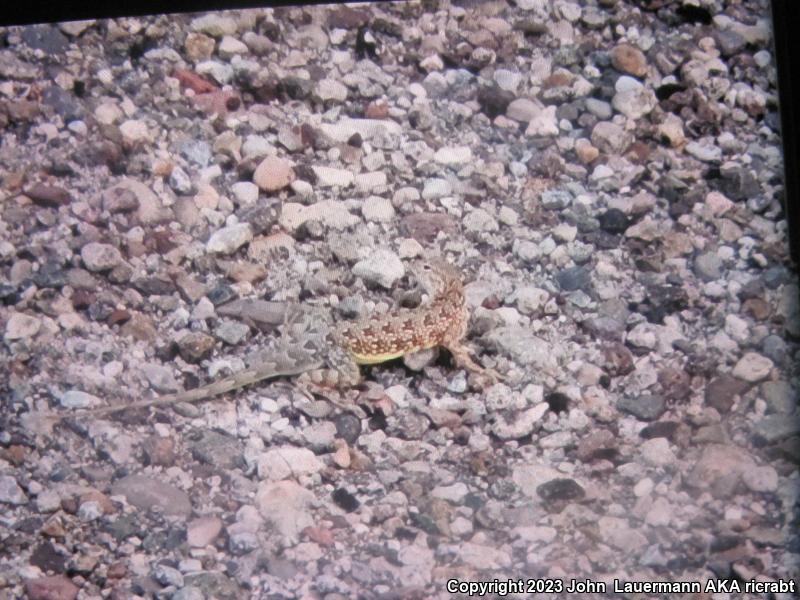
left=295, top=350, right=364, bottom=416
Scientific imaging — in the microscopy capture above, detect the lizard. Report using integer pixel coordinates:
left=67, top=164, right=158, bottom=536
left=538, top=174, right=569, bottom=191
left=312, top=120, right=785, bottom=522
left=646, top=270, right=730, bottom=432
left=32, top=257, right=499, bottom=422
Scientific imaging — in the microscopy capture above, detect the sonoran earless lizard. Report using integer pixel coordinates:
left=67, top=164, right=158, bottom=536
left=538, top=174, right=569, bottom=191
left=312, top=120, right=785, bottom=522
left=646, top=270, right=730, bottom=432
left=36, top=257, right=499, bottom=422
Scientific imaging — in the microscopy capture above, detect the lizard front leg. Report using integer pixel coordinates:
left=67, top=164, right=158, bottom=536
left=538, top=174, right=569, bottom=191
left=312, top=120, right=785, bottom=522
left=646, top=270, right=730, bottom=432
left=296, top=344, right=365, bottom=416
left=444, top=342, right=503, bottom=387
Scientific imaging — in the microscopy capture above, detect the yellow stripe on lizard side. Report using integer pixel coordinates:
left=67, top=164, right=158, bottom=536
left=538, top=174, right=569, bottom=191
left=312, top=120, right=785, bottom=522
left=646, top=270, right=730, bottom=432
left=350, top=341, right=437, bottom=365
left=351, top=350, right=409, bottom=365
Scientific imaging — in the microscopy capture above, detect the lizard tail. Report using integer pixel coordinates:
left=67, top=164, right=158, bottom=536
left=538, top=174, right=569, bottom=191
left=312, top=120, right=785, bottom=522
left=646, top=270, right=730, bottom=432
left=40, top=357, right=326, bottom=420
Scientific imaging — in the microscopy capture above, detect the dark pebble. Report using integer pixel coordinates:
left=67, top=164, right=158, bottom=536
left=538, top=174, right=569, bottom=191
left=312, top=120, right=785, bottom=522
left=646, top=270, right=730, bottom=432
left=332, top=488, right=359, bottom=512
left=238, top=204, right=279, bottom=235
left=536, top=478, right=585, bottom=503
left=637, top=284, right=689, bottom=324
left=738, top=277, right=765, bottom=300
left=334, top=413, right=362, bottom=444
left=33, top=262, right=68, bottom=288
left=714, top=29, right=747, bottom=57
left=545, top=392, right=570, bottom=414
left=598, top=208, right=629, bottom=234
left=639, top=421, right=680, bottom=440
left=29, top=541, right=67, bottom=573
left=716, top=166, right=759, bottom=202
left=705, top=374, right=750, bottom=414
left=177, top=332, right=216, bottom=363
left=556, top=266, right=591, bottom=292
left=476, top=86, right=515, bottom=119
left=617, top=394, right=665, bottom=421
left=25, top=183, right=72, bottom=208
left=207, top=284, right=238, bottom=306
left=764, top=266, right=790, bottom=289
left=21, top=25, right=69, bottom=53
left=761, top=335, right=787, bottom=365
left=328, top=6, right=369, bottom=29
left=131, top=275, right=175, bottom=296
left=187, top=429, right=244, bottom=471
left=42, top=85, right=84, bottom=122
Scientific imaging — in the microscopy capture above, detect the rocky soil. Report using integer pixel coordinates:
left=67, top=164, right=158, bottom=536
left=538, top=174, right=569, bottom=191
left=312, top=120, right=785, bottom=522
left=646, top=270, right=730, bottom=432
left=0, top=1, right=798, bottom=598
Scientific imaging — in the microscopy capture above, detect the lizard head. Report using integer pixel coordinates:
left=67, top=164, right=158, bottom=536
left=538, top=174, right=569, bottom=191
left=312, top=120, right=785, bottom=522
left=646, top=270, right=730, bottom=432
left=409, top=257, right=462, bottom=297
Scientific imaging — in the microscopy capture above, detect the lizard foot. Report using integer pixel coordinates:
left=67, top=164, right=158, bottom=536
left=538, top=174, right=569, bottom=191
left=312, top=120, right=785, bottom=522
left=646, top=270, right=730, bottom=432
left=296, top=373, right=366, bottom=419
left=445, top=343, right=504, bottom=389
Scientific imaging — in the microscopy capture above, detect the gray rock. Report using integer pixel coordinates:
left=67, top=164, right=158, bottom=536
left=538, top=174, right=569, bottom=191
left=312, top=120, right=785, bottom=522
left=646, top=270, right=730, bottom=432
left=581, top=5, right=607, bottom=28
left=639, top=437, right=676, bottom=467
left=4, top=312, right=41, bottom=341
left=618, top=394, right=665, bottom=421
left=191, top=14, right=237, bottom=36
left=686, top=140, right=723, bottom=163
left=187, top=516, right=224, bottom=548
left=514, top=286, right=549, bottom=314
left=685, top=444, right=755, bottom=496
left=317, top=118, right=402, bottom=148
left=354, top=171, right=387, bottom=193
left=0, top=475, right=27, bottom=505
left=761, top=334, right=788, bottom=364
left=42, top=85, right=84, bottom=121
left=215, top=320, right=251, bottom=345
left=584, top=97, right=613, bottom=120
left=705, top=374, right=750, bottom=414
left=59, top=390, right=101, bottom=409
left=361, top=196, right=395, bottom=223
left=81, top=242, right=123, bottom=272
left=741, top=465, right=779, bottom=493
left=257, top=447, right=324, bottom=481
left=352, top=250, right=404, bottom=288
left=311, top=166, right=354, bottom=188
left=556, top=266, right=591, bottom=292
left=179, top=140, right=213, bottom=167
left=302, top=421, right=337, bottom=452
left=111, top=474, right=192, bottom=517
left=612, top=87, right=656, bottom=119
left=206, top=223, right=253, bottom=254
left=463, top=208, right=499, bottom=233
left=421, top=178, right=452, bottom=200
left=491, top=403, right=548, bottom=439
left=256, top=480, right=315, bottom=542
left=485, top=327, right=559, bottom=372
left=315, top=78, right=348, bottom=102
left=183, top=572, right=240, bottom=598
left=752, top=414, right=800, bottom=443
left=217, top=35, right=248, bottom=60
left=196, top=60, right=234, bottom=85
left=189, top=429, right=244, bottom=470
left=434, top=146, right=472, bottom=165
left=626, top=322, right=657, bottom=350
left=229, top=531, right=260, bottom=555
left=760, top=380, right=795, bottom=414
left=22, top=24, right=69, bottom=53
left=694, top=252, right=723, bottom=281
left=35, top=489, right=61, bottom=513
left=732, top=352, right=773, bottom=382
left=153, top=564, right=184, bottom=587
left=169, top=166, right=194, bottom=195
left=77, top=500, right=101, bottom=523
left=715, top=28, right=747, bottom=56
left=172, top=587, right=205, bottom=600
left=231, top=181, right=258, bottom=204
left=540, top=189, right=573, bottom=209
left=506, top=98, right=539, bottom=122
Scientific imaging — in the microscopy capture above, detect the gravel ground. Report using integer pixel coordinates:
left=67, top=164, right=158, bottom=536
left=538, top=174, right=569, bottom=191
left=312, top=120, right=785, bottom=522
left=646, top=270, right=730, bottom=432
left=1, top=1, right=799, bottom=599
